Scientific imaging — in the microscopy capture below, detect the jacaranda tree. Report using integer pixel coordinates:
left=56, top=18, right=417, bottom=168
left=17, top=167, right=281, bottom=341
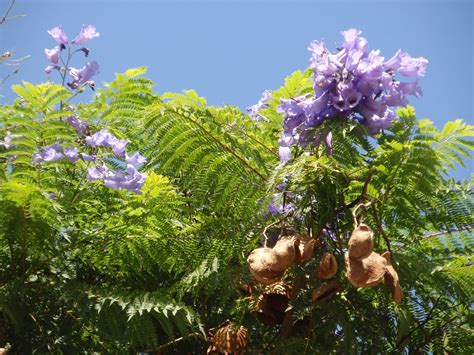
left=0, top=25, right=472, bottom=354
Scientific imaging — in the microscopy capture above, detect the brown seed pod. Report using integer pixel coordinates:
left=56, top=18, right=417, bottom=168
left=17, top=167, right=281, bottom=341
left=247, top=237, right=297, bottom=285
left=272, top=236, right=298, bottom=269
left=348, top=223, right=374, bottom=259
left=254, top=282, right=291, bottom=325
left=315, top=252, right=338, bottom=279
left=312, top=279, right=344, bottom=304
left=382, top=251, right=403, bottom=304
left=294, top=235, right=317, bottom=264
left=207, top=323, right=249, bottom=354
left=345, top=251, right=387, bottom=288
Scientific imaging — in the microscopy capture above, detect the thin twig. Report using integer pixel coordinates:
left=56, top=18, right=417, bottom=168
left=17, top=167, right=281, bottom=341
left=422, top=224, right=473, bottom=239
left=370, top=204, right=393, bottom=257
left=0, top=0, right=15, bottom=24
left=262, top=215, right=287, bottom=247
left=335, top=170, right=374, bottom=213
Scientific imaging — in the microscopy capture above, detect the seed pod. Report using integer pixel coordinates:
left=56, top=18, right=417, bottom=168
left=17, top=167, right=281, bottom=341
left=382, top=251, right=403, bottom=304
left=207, top=323, right=249, bottom=354
left=247, top=247, right=285, bottom=285
left=254, top=282, right=291, bottom=325
left=348, top=223, right=374, bottom=259
left=247, top=237, right=297, bottom=285
left=345, top=251, right=387, bottom=288
left=294, top=235, right=317, bottom=264
left=315, top=252, right=338, bottom=279
left=312, top=280, right=344, bottom=304
left=272, top=236, right=298, bottom=269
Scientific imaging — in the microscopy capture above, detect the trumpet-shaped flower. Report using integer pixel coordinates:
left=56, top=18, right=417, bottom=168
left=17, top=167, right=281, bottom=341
left=72, top=25, right=100, bottom=45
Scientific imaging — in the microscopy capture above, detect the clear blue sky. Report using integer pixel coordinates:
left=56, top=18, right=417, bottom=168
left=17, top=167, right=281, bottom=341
left=1, top=0, right=472, bottom=177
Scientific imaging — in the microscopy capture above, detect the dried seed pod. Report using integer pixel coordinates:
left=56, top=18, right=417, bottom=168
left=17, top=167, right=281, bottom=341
left=345, top=251, right=387, bottom=288
left=382, top=251, right=403, bottom=304
left=312, top=280, right=344, bottom=304
left=247, top=237, right=297, bottom=285
left=315, top=252, right=338, bottom=279
left=272, top=236, right=298, bottom=269
left=294, top=235, right=317, bottom=264
left=254, top=282, right=291, bottom=325
left=207, top=323, right=249, bottom=354
left=348, top=223, right=374, bottom=259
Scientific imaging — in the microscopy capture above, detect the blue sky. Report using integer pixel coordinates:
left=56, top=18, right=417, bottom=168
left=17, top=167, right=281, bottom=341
left=1, top=0, right=472, bottom=177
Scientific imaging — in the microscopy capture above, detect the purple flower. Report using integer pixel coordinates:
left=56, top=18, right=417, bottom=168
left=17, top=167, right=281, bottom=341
left=81, top=153, right=96, bottom=162
left=332, top=82, right=362, bottom=112
left=399, top=81, right=423, bottom=97
left=341, top=28, right=368, bottom=53
left=67, top=115, right=89, bottom=136
left=267, top=193, right=297, bottom=216
left=361, top=107, right=397, bottom=134
left=68, top=61, right=99, bottom=89
left=247, top=90, right=272, bottom=121
left=0, top=132, right=22, bottom=149
left=112, top=139, right=127, bottom=158
left=72, top=25, right=100, bottom=45
left=384, top=49, right=404, bottom=72
left=399, top=53, right=429, bottom=77
left=64, top=147, right=79, bottom=162
left=45, top=65, right=60, bottom=75
left=48, top=25, right=69, bottom=45
left=103, top=164, right=146, bottom=194
left=85, top=130, right=128, bottom=157
left=86, top=165, right=110, bottom=181
left=32, top=143, right=63, bottom=163
left=44, top=47, right=59, bottom=64
left=278, top=146, right=292, bottom=163
left=85, top=130, right=112, bottom=147
left=126, top=152, right=147, bottom=168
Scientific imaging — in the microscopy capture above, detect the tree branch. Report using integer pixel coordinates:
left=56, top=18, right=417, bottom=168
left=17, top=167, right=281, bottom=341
left=371, top=203, right=393, bottom=257
left=335, top=170, right=374, bottom=213
left=0, top=0, right=25, bottom=25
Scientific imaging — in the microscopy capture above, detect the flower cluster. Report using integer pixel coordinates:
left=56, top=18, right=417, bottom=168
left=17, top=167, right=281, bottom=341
left=247, top=90, right=272, bottom=121
left=30, top=114, right=147, bottom=194
left=45, top=25, right=100, bottom=90
left=86, top=163, right=146, bottom=195
left=32, top=143, right=79, bottom=163
left=277, top=28, right=428, bottom=163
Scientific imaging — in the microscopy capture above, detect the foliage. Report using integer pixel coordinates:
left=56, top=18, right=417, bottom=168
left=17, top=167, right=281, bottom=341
left=0, top=60, right=472, bottom=354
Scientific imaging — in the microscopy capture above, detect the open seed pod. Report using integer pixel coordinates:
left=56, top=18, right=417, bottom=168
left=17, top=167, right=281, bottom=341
left=348, top=223, right=374, bottom=259
left=207, top=323, right=249, bottom=354
left=312, top=279, right=344, bottom=304
left=254, top=282, right=291, bottom=325
left=247, top=237, right=298, bottom=285
left=345, top=251, right=387, bottom=288
left=294, top=235, right=317, bottom=264
left=382, top=251, right=403, bottom=304
left=315, top=252, right=338, bottom=279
